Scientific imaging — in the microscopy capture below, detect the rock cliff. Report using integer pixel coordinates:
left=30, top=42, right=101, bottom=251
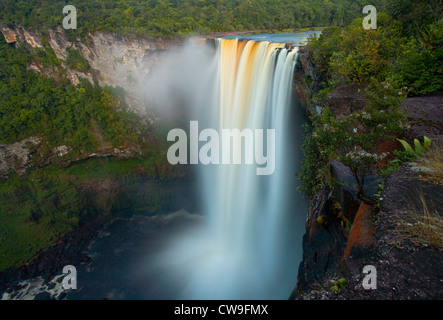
left=292, top=46, right=443, bottom=300
left=1, top=24, right=183, bottom=113
left=0, top=24, right=185, bottom=178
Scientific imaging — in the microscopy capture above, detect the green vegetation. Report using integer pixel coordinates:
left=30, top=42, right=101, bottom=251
left=307, top=13, right=442, bottom=96
left=0, top=14, right=182, bottom=271
left=0, top=172, right=85, bottom=270
left=66, top=48, right=91, bottom=72
left=0, top=35, right=143, bottom=153
left=397, top=136, right=431, bottom=160
left=0, top=0, right=388, bottom=39
left=301, top=79, right=408, bottom=200
left=300, top=1, right=442, bottom=199
left=0, top=151, right=179, bottom=271
left=330, top=277, right=348, bottom=293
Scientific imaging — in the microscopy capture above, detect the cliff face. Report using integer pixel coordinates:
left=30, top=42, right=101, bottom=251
left=0, top=137, right=40, bottom=179
left=47, top=28, right=182, bottom=107
left=292, top=46, right=325, bottom=115
left=1, top=25, right=183, bottom=113
left=0, top=25, right=185, bottom=179
left=293, top=166, right=443, bottom=300
left=292, top=49, right=443, bottom=300
left=293, top=47, right=369, bottom=117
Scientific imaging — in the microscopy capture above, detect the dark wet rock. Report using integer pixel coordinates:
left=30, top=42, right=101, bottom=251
left=64, top=241, right=72, bottom=251
left=328, top=84, right=368, bottom=116
left=291, top=186, right=348, bottom=298
left=34, top=292, right=52, bottom=300
left=58, top=292, right=67, bottom=300
left=294, top=166, right=443, bottom=300
left=330, top=160, right=361, bottom=221
left=330, top=160, right=382, bottom=220
left=37, top=261, right=46, bottom=273
left=402, top=95, right=443, bottom=147
left=293, top=46, right=328, bottom=115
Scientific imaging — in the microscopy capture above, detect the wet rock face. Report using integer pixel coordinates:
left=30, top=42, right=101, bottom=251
left=292, top=46, right=327, bottom=114
left=291, top=186, right=347, bottom=298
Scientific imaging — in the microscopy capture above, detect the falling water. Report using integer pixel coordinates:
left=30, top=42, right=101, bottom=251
left=7, top=35, right=312, bottom=301
left=162, top=38, right=304, bottom=299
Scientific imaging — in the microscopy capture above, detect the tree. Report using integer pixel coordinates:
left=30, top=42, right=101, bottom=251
left=312, top=79, right=408, bottom=202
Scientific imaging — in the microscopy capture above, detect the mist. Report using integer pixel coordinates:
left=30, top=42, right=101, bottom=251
left=132, top=38, right=308, bottom=300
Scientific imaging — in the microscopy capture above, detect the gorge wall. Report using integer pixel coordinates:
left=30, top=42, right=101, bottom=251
left=1, top=24, right=183, bottom=113
left=0, top=24, right=186, bottom=179
left=291, top=47, right=443, bottom=300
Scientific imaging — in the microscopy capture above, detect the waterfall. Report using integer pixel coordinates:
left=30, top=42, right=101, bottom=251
left=208, top=38, right=298, bottom=263
left=151, top=37, right=306, bottom=299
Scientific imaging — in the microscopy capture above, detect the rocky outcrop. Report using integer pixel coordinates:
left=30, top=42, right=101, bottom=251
left=327, top=84, right=368, bottom=116
left=294, top=166, right=443, bottom=300
left=0, top=137, right=41, bottom=179
left=1, top=24, right=183, bottom=114
left=330, top=160, right=381, bottom=219
left=292, top=46, right=326, bottom=115
left=79, top=32, right=181, bottom=91
left=293, top=93, right=443, bottom=300
left=43, top=27, right=182, bottom=112
left=292, top=47, right=443, bottom=299
left=1, top=24, right=45, bottom=48
left=330, top=160, right=361, bottom=221
left=1, top=26, right=17, bottom=43
left=402, top=95, right=443, bottom=146
left=23, top=29, right=43, bottom=49
left=342, top=203, right=375, bottom=259
left=0, top=135, right=144, bottom=179
left=291, top=186, right=348, bottom=298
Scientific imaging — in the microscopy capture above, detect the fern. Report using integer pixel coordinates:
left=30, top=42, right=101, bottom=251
left=397, top=136, right=431, bottom=160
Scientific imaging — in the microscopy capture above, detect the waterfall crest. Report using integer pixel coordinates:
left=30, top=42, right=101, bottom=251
left=161, top=38, right=305, bottom=300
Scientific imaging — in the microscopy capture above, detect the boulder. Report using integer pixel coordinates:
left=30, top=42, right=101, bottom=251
left=342, top=203, right=375, bottom=260
left=330, top=160, right=361, bottom=221
left=331, top=160, right=382, bottom=221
